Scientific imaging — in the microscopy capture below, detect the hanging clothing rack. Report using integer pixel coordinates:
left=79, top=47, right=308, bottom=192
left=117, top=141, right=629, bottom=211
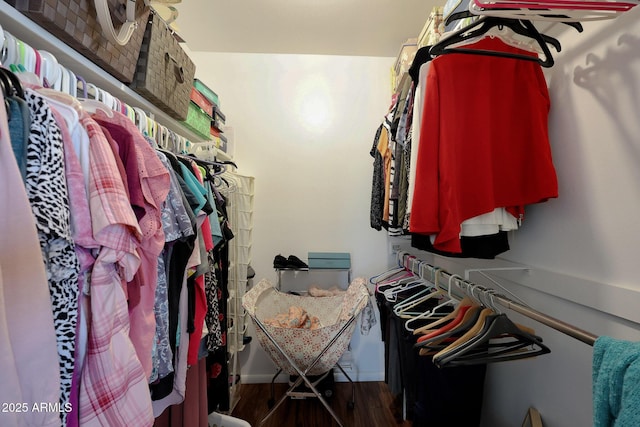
left=397, top=252, right=598, bottom=346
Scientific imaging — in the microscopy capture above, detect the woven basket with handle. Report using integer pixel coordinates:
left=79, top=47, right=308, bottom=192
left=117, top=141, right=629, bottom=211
left=7, top=0, right=150, bottom=83
left=129, top=10, right=195, bottom=120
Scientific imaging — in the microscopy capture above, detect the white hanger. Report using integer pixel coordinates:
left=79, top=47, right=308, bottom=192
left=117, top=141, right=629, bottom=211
left=37, top=88, right=83, bottom=113
left=370, top=265, right=408, bottom=286
left=394, top=266, right=444, bottom=317
left=133, top=107, right=149, bottom=134
left=51, top=64, right=63, bottom=91
left=377, top=267, right=421, bottom=301
left=12, top=39, right=42, bottom=86
left=58, top=65, right=72, bottom=94
left=384, top=277, right=427, bottom=304
left=100, top=89, right=120, bottom=112
left=148, top=117, right=159, bottom=140
left=162, top=126, right=171, bottom=149
left=124, top=102, right=137, bottom=124
left=66, top=68, right=77, bottom=97
left=16, top=39, right=36, bottom=74
left=375, top=252, right=420, bottom=284
left=36, top=86, right=112, bottom=118
left=37, top=50, right=61, bottom=89
left=85, top=83, right=100, bottom=100
left=0, top=26, right=5, bottom=67
left=156, top=124, right=168, bottom=149
left=78, top=98, right=114, bottom=117
left=72, top=78, right=113, bottom=116
left=36, top=90, right=79, bottom=131
left=393, top=288, right=439, bottom=318
left=2, top=31, right=17, bottom=67
left=404, top=272, right=460, bottom=332
left=384, top=259, right=428, bottom=303
left=176, top=135, right=188, bottom=154
left=93, top=0, right=138, bottom=46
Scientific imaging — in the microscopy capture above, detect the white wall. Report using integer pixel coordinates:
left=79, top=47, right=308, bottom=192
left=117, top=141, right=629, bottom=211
left=488, top=10, right=640, bottom=426
left=388, top=8, right=640, bottom=427
left=189, top=7, right=640, bottom=424
left=187, top=51, right=393, bottom=382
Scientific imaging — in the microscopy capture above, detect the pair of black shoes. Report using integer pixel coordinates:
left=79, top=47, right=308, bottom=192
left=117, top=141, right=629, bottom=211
left=274, top=254, right=308, bottom=269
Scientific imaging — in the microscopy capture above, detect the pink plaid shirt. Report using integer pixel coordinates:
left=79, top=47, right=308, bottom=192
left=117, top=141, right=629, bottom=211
left=93, top=111, right=170, bottom=381
left=78, top=113, right=154, bottom=426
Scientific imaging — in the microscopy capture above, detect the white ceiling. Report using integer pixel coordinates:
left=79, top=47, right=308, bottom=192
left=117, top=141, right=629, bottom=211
left=173, top=0, right=440, bottom=57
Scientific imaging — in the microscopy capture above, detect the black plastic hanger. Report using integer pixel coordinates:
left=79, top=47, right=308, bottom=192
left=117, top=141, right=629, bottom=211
left=408, top=46, right=433, bottom=83
left=432, top=313, right=550, bottom=366
left=0, top=68, right=24, bottom=99
left=437, top=333, right=549, bottom=366
left=445, top=10, right=583, bottom=33
left=216, top=159, right=238, bottom=169
left=446, top=11, right=563, bottom=52
left=187, top=153, right=238, bottom=170
left=0, top=73, right=10, bottom=99
left=0, top=76, right=10, bottom=120
left=429, top=16, right=555, bottom=67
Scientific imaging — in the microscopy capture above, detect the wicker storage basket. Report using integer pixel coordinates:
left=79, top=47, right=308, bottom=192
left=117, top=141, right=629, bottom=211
left=130, top=10, right=195, bottom=120
left=6, top=0, right=150, bottom=83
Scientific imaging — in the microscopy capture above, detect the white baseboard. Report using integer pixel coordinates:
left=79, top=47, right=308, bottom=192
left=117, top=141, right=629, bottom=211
left=241, top=370, right=384, bottom=384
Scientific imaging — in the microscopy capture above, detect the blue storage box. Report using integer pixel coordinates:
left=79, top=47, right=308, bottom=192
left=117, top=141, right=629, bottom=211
left=307, top=252, right=351, bottom=270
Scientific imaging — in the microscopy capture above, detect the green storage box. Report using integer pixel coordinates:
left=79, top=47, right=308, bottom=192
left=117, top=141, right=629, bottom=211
left=193, top=78, right=219, bottom=106
left=307, top=252, right=351, bottom=270
left=182, top=101, right=211, bottom=140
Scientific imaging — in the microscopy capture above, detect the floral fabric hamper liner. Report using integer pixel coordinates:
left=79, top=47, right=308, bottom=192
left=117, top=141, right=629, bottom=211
left=242, top=277, right=370, bottom=376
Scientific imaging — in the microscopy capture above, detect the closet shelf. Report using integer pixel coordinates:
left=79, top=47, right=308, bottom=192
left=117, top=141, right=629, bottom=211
left=0, top=4, right=210, bottom=144
left=216, top=149, right=233, bottom=162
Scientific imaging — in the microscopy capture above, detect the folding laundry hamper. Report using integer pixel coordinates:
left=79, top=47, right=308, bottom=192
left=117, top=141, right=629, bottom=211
left=242, top=277, right=370, bottom=427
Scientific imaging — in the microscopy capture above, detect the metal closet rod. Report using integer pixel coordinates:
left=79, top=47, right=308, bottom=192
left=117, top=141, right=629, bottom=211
left=400, top=254, right=598, bottom=346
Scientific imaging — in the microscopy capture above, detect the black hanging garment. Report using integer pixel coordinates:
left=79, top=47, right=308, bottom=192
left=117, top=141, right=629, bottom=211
left=207, top=192, right=234, bottom=413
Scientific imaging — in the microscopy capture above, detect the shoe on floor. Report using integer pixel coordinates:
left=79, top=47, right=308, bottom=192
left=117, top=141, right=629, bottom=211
left=273, top=254, right=288, bottom=269
left=286, top=255, right=308, bottom=269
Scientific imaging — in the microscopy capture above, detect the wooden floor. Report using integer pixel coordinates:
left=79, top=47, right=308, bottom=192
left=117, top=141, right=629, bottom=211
left=231, top=381, right=412, bottom=427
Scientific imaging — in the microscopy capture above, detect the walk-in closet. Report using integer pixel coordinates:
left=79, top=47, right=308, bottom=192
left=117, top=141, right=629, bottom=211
left=0, top=0, right=639, bottom=426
